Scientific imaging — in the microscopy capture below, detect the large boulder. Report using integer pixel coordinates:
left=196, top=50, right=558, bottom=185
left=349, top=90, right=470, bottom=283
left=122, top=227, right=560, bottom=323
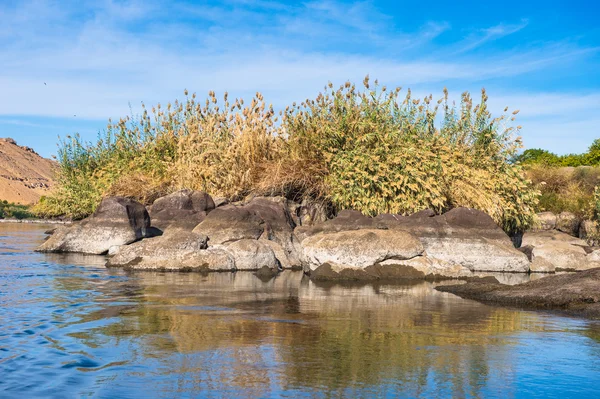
left=521, top=230, right=599, bottom=272
left=225, top=239, right=278, bottom=271
left=37, top=197, right=155, bottom=255
left=393, top=208, right=530, bottom=273
left=193, top=206, right=265, bottom=244
left=244, top=197, right=301, bottom=267
left=106, top=230, right=235, bottom=271
left=297, top=207, right=529, bottom=273
left=301, top=229, right=424, bottom=277
left=149, top=189, right=215, bottom=231
left=556, top=211, right=581, bottom=237
left=193, top=198, right=302, bottom=268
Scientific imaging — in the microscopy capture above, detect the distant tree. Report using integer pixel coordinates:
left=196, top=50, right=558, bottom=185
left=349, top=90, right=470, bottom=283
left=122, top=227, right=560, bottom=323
left=515, top=148, right=561, bottom=166
left=583, top=139, right=600, bottom=166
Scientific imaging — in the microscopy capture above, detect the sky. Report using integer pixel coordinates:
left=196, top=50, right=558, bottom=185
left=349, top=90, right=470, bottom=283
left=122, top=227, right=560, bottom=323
left=0, top=0, right=599, bottom=158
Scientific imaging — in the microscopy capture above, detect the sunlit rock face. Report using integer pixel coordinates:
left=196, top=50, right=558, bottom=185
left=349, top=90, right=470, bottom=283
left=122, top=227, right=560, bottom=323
left=297, top=207, right=530, bottom=274
left=105, top=230, right=236, bottom=272
left=37, top=197, right=155, bottom=255
left=523, top=230, right=600, bottom=272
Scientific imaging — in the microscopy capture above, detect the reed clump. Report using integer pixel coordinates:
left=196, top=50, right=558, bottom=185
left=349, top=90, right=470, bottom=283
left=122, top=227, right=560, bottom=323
left=34, top=78, right=538, bottom=233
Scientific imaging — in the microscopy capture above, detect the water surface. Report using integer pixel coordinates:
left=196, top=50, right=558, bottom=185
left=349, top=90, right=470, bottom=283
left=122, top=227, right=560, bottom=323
left=1, top=224, right=599, bottom=398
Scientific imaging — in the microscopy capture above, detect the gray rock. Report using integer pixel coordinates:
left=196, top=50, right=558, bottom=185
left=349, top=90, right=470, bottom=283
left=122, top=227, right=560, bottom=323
left=301, top=229, right=424, bottom=273
left=525, top=231, right=597, bottom=272
left=533, top=212, right=557, bottom=231
left=37, top=197, right=154, bottom=255
left=529, top=256, right=556, bottom=273
left=522, top=230, right=587, bottom=247
left=244, top=197, right=301, bottom=265
left=297, top=207, right=530, bottom=273
left=149, top=189, right=215, bottom=231
left=225, top=239, right=278, bottom=271
left=394, top=208, right=530, bottom=272
left=579, top=220, right=599, bottom=243
left=260, top=239, right=301, bottom=269
left=106, top=230, right=235, bottom=271
left=193, top=205, right=265, bottom=244
left=556, top=211, right=581, bottom=237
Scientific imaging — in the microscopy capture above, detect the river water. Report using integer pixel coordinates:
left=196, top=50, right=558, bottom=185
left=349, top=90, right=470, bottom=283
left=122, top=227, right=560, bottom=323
left=1, top=224, right=599, bottom=398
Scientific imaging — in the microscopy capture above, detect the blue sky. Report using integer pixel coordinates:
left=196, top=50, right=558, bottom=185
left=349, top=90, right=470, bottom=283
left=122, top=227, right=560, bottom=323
left=0, top=0, right=599, bottom=158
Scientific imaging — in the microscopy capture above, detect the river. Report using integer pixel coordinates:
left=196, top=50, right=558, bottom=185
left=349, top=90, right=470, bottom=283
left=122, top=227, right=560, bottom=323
left=1, top=224, right=599, bottom=398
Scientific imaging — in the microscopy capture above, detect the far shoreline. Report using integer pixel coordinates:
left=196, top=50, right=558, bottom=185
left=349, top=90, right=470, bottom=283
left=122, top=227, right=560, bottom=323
left=0, top=218, right=71, bottom=225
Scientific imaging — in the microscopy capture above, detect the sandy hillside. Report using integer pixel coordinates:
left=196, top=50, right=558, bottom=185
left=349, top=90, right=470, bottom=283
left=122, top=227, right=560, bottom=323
left=0, top=138, right=55, bottom=204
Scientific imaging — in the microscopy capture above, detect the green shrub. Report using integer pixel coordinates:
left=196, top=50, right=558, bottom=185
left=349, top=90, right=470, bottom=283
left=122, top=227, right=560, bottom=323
left=0, top=202, right=32, bottom=219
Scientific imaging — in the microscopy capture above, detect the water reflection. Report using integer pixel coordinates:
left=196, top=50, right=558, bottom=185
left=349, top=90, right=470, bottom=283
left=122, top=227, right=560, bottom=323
left=2, top=224, right=600, bottom=399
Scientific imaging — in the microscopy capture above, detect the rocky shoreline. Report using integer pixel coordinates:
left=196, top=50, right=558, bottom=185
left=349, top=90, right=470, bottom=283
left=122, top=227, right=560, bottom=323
left=34, top=189, right=600, bottom=317
left=36, top=189, right=600, bottom=277
left=436, top=268, right=600, bottom=319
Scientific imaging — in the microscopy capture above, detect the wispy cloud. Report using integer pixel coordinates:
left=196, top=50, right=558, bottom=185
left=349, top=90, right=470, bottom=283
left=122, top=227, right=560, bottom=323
left=455, top=19, right=529, bottom=54
left=0, top=0, right=598, bottom=155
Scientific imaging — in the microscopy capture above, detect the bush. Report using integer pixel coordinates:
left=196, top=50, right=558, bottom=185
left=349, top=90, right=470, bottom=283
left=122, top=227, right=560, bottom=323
left=0, top=202, right=32, bottom=219
left=34, top=78, right=538, bottom=233
left=525, top=165, right=600, bottom=218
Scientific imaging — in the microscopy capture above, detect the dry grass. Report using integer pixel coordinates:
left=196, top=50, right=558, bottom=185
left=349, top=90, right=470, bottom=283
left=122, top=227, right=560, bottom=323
left=34, top=78, right=538, bottom=233
left=525, top=165, right=600, bottom=218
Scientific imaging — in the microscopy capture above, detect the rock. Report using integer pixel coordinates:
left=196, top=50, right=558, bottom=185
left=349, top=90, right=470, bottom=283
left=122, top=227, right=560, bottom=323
left=149, top=189, right=215, bottom=231
left=193, top=205, right=265, bottom=244
left=244, top=197, right=301, bottom=265
left=533, top=212, right=557, bottom=231
left=522, top=230, right=587, bottom=247
left=408, top=209, right=436, bottom=219
left=295, top=209, right=382, bottom=243
left=395, top=208, right=530, bottom=273
left=522, top=230, right=596, bottom=271
left=106, top=230, right=235, bottom=271
left=301, top=229, right=424, bottom=274
left=297, top=207, right=529, bottom=273
left=556, top=211, right=581, bottom=237
left=518, top=245, right=534, bottom=262
left=212, top=197, right=229, bottom=208
left=436, top=268, right=600, bottom=319
left=579, top=220, right=599, bottom=242
left=531, top=241, right=592, bottom=272
left=260, top=239, right=300, bottom=269
left=225, top=239, right=278, bottom=271
left=378, top=256, right=472, bottom=279
left=310, top=254, right=471, bottom=281
left=37, top=197, right=154, bottom=255
left=529, top=257, right=556, bottom=273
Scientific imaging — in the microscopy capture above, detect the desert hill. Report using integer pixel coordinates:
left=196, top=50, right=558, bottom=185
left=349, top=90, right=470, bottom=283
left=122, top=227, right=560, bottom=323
left=0, top=138, right=55, bottom=204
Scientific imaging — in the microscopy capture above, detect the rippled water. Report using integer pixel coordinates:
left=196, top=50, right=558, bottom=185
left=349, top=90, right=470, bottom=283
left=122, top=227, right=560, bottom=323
left=1, top=224, right=600, bottom=398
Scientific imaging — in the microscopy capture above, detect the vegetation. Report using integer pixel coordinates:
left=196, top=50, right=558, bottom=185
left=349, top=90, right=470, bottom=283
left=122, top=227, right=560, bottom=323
left=517, top=138, right=600, bottom=220
left=515, top=139, right=600, bottom=167
left=34, top=78, right=537, bottom=233
left=525, top=165, right=600, bottom=218
left=0, top=200, right=32, bottom=219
